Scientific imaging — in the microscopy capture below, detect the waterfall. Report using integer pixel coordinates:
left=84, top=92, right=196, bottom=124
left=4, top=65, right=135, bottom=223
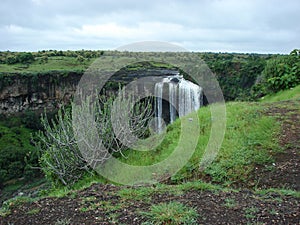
left=154, top=75, right=202, bottom=133
left=154, top=81, right=164, bottom=133
left=169, top=81, right=177, bottom=123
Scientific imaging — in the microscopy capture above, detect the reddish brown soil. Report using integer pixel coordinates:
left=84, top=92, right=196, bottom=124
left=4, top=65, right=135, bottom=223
left=1, top=100, right=299, bottom=225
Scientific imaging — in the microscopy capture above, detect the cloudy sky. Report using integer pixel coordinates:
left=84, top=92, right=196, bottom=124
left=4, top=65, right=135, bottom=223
left=1, top=0, right=299, bottom=53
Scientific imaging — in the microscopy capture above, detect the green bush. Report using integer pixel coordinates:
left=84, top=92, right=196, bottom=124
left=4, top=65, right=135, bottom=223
left=5, top=52, right=35, bottom=65
left=6, top=56, right=18, bottom=64
left=17, top=52, right=34, bottom=64
left=253, top=49, right=300, bottom=97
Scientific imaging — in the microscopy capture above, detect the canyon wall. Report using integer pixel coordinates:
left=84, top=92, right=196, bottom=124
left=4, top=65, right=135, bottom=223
left=0, top=69, right=178, bottom=115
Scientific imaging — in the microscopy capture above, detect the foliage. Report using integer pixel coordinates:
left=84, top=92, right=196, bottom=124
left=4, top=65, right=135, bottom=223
left=17, top=52, right=34, bottom=64
left=223, top=198, right=237, bottom=208
left=0, top=112, right=52, bottom=186
left=202, top=53, right=268, bottom=101
left=36, top=91, right=153, bottom=187
left=252, top=49, right=300, bottom=97
left=0, top=123, right=39, bottom=185
left=140, top=201, right=199, bottom=225
left=21, top=110, right=44, bottom=130
left=5, top=52, right=34, bottom=65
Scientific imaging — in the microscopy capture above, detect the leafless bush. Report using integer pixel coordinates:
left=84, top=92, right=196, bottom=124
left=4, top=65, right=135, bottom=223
left=37, top=89, right=153, bottom=186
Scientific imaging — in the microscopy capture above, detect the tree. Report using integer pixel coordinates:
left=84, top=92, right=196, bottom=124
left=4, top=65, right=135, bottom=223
left=17, top=52, right=34, bottom=64
left=6, top=55, right=18, bottom=64
left=290, top=49, right=300, bottom=56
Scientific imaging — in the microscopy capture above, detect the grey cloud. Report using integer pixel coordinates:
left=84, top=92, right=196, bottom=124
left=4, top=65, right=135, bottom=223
left=0, top=0, right=299, bottom=53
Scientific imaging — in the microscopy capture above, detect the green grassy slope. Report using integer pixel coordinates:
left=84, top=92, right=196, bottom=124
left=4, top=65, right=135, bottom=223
left=260, top=85, right=300, bottom=102
left=118, top=101, right=281, bottom=186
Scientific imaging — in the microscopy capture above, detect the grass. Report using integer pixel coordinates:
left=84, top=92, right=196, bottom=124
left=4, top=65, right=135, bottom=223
left=223, top=198, right=237, bottom=208
left=118, top=187, right=155, bottom=202
left=43, top=173, right=108, bottom=198
left=114, top=101, right=281, bottom=186
left=79, top=196, right=123, bottom=223
left=0, top=56, right=93, bottom=73
left=203, top=102, right=281, bottom=185
left=269, top=208, right=279, bottom=215
left=116, top=181, right=225, bottom=203
left=140, top=201, right=199, bottom=225
left=244, top=206, right=259, bottom=219
left=260, top=85, right=300, bottom=102
left=26, top=208, right=40, bottom=215
left=255, top=188, right=300, bottom=198
left=0, top=196, right=35, bottom=217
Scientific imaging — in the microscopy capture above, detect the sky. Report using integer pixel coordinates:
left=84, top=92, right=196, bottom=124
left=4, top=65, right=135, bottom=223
left=0, top=0, right=299, bottom=53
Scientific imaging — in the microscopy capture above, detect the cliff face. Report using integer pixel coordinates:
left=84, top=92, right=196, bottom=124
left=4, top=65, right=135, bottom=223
left=0, top=72, right=81, bottom=115
left=0, top=69, right=178, bottom=115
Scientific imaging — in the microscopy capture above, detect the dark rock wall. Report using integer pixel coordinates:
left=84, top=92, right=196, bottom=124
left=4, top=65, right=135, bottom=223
left=0, top=72, right=81, bottom=115
left=0, top=69, right=178, bottom=115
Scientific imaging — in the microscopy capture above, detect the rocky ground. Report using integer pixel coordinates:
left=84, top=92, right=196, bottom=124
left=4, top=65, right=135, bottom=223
left=1, top=100, right=299, bottom=225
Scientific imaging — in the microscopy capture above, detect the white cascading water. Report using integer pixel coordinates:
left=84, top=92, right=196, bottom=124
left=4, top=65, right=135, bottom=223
left=154, top=81, right=164, bottom=133
left=169, top=81, right=177, bottom=123
left=154, top=75, right=203, bottom=133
